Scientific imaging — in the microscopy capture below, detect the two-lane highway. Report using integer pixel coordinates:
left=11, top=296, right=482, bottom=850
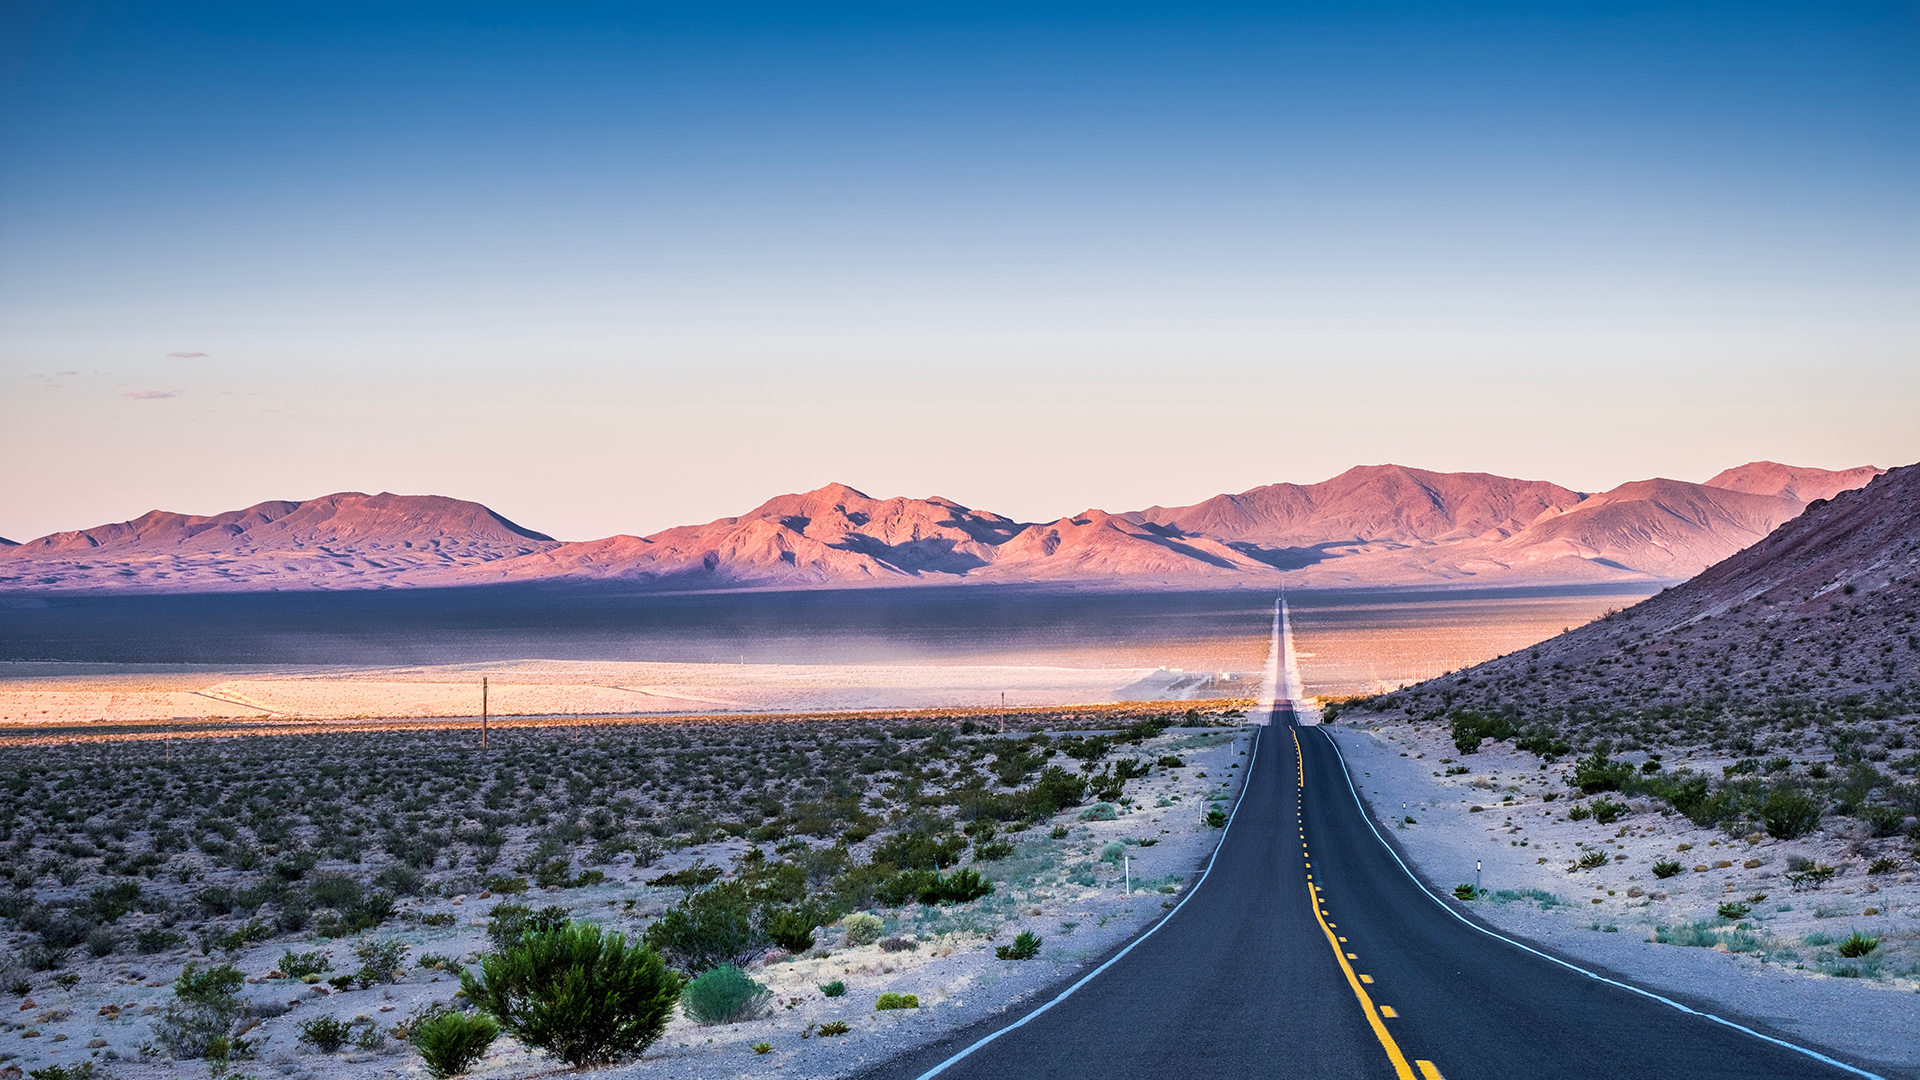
left=865, top=710, right=1881, bottom=1080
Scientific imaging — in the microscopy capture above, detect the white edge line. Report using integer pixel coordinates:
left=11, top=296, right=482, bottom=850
left=908, top=723, right=1268, bottom=1080
left=1313, top=727, right=1890, bottom=1080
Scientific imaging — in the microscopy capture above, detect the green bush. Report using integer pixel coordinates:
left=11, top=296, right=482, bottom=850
left=486, top=903, right=571, bottom=950
left=842, top=913, right=883, bottom=947
left=1025, top=767, right=1089, bottom=816
left=1590, top=798, right=1626, bottom=825
left=1574, top=850, right=1608, bottom=870
left=279, top=949, right=332, bottom=979
left=154, top=962, right=244, bottom=1059
left=462, top=921, right=682, bottom=1067
left=1716, top=901, right=1751, bottom=920
left=1861, top=805, right=1907, bottom=838
left=1450, top=712, right=1514, bottom=754
left=763, top=907, right=817, bottom=954
left=874, top=992, right=918, bottom=1010
left=1566, top=804, right=1591, bottom=821
left=644, top=882, right=761, bottom=974
left=1762, top=786, right=1823, bottom=840
left=871, top=831, right=968, bottom=871
left=353, top=938, right=408, bottom=988
left=875, top=868, right=993, bottom=906
left=679, top=964, right=771, bottom=1025
left=1079, top=802, right=1119, bottom=822
left=1452, top=884, right=1476, bottom=900
left=994, top=931, right=1041, bottom=960
left=819, top=979, right=847, bottom=997
left=1571, top=750, right=1635, bottom=794
left=1836, top=931, right=1880, bottom=959
left=298, top=1015, right=353, bottom=1053
left=1652, top=860, right=1684, bottom=879
left=1204, top=809, right=1227, bottom=828
left=973, top=840, right=1015, bottom=862
left=410, top=1010, right=500, bottom=1078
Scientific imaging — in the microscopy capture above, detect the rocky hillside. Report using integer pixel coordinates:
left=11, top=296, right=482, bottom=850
left=1346, top=465, right=1920, bottom=843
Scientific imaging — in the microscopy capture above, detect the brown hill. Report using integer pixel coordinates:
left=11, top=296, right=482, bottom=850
left=1131, top=464, right=1587, bottom=549
left=0, top=492, right=559, bottom=591
left=1360, top=463, right=1920, bottom=756
left=1703, top=461, right=1885, bottom=502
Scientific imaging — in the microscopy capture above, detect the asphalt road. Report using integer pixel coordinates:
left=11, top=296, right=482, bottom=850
left=862, top=711, right=1880, bottom=1080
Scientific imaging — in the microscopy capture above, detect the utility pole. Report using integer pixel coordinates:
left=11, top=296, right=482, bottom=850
left=481, top=677, right=489, bottom=752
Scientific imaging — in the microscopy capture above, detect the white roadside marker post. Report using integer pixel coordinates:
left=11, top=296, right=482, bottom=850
left=1124, top=854, right=1131, bottom=894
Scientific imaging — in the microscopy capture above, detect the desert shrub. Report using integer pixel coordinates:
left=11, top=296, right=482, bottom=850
left=309, top=874, right=364, bottom=909
left=679, top=964, right=771, bottom=1025
left=1079, top=803, right=1118, bottom=822
left=1204, top=809, right=1227, bottom=828
left=1590, top=799, right=1626, bottom=825
left=875, top=868, right=992, bottom=906
left=85, top=928, right=116, bottom=958
left=874, top=992, right=918, bottom=1010
left=136, top=928, right=185, bottom=954
left=1652, top=860, right=1684, bottom=879
left=1654, top=922, right=1722, bottom=948
left=1571, top=750, right=1635, bottom=794
left=1868, top=856, right=1900, bottom=875
left=871, top=831, right=968, bottom=871
left=154, top=961, right=244, bottom=1059
left=421, top=912, right=457, bottom=927
left=462, top=921, right=682, bottom=1067
left=879, top=935, right=917, bottom=953
left=842, top=913, right=883, bottom=947
left=817, top=1020, right=850, bottom=1036
left=973, top=840, right=1015, bottom=862
left=763, top=908, right=817, bottom=954
left=1024, top=767, right=1088, bottom=816
left=26, top=1063, right=108, bottom=1080
left=994, top=931, right=1041, bottom=960
left=1762, top=786, right=1823, bottom=840
left=1566, top=804, right=1591, bottom=822
left=1574, top=850, right=1609, bottom=870
left=644, top=882, right=761, bottom=974
left=1861, top=805, right=1907, bottom=838
left=352, top=938, right=408, bottom=988
left=1049, top=825, right=1070, bottom=840
left=410, top=1010, right=500, bottom=1078
left=1717, top=901, right=1751, bottom=920
left=280, top=949, right=331, bottom=979
left=1452, top=884, right=1476, bottom=900
left=298, top=1015, right=353, bottom=1053
left=486, top=903, right=571, bottom=951
left=373, top=864, right=424, bottom=896
left=1836, top=931, right=1880, bottom=958
left=819, top=979, right=847, bottom=997
left=1449, top=712, right=1514, bottom=754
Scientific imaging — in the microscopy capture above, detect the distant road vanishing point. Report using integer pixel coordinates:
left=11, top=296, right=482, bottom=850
left=861, top=604, right=1881, bottom=1080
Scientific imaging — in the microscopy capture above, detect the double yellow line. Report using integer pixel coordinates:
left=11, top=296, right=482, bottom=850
left=1292, top=726, right=1444, bottom=1080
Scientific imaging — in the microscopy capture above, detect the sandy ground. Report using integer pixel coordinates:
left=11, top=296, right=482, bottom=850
left=0, top=661, right=1260, bottom=725
left=0, top=727, right=1261, bottom=1080
left=1327, top=720, right=1920, bottom=1078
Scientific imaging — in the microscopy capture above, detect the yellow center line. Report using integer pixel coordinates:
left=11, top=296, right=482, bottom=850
left=1296, top=723, right=1418, bottom=1080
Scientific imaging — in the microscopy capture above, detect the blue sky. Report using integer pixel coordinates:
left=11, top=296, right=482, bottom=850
left=2, top=2, right=1915, bottom=540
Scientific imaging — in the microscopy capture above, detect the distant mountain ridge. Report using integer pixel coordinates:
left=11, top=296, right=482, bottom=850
left=0, top=462, right=1887, bottom=593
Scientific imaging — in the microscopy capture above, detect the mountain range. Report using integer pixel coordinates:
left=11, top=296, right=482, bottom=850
left=0, top=461, right=1885, bottom=594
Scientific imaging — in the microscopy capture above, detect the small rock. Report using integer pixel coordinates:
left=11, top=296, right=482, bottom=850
left=267, top=970, right=286, bottom=979
left=310, top=985, right=329, bottom=996
left=1714, top=860, right=1733, bottom=869
left=1863, top=907, right=1879, bottom=916
left=1743, top=859, right=1761, bottom=869
left=50, top=1033, right=66, bottom=1042
left=17, top=999, right=34, bottom=1011
left=86, top=1039, right=109, bottom=1049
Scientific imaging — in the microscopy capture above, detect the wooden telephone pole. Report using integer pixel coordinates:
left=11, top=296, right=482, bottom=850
left=481, top=677, right=489, bottom=751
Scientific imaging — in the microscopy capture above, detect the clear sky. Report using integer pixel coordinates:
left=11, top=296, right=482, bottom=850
left=2, top=2, right=1915, bottom=542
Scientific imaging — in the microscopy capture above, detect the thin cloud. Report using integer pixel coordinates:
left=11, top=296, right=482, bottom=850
left=124, top=389, right=184, bottom=400
left=167, top=351, right=208, bottom=358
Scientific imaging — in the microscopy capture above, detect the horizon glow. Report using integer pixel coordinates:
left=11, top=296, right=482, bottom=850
left=2, top=3, right=1916, bottom=542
